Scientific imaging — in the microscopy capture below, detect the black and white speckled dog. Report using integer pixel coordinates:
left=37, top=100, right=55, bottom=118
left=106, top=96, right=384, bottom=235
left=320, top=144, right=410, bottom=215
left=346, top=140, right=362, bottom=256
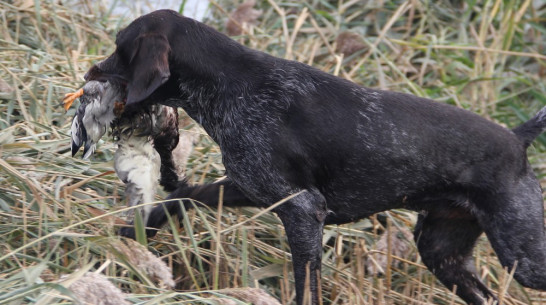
left=85, top=9, right=546, bottom=305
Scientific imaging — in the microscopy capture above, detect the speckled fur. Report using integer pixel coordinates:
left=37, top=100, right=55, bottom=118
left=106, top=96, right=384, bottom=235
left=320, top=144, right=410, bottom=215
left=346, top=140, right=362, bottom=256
left=86, top=10, right=546, bottom=305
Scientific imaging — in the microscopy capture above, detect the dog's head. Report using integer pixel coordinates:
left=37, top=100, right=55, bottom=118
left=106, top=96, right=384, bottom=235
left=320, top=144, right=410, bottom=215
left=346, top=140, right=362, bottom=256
left=85, top=10, right=177, bottom=105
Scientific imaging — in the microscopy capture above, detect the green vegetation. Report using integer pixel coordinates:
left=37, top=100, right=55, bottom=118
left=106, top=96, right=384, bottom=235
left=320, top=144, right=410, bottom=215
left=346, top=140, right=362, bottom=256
left=1, top=0, right=545, bottom=304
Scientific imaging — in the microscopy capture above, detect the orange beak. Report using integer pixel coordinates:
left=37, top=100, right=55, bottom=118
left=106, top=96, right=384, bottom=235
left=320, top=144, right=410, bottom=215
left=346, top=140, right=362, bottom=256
left=62, top=88, right=84, bottom=111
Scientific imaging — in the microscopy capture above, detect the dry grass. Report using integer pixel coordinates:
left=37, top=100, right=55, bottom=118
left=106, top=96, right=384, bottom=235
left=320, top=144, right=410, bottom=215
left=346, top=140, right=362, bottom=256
left=1, top=0, right=545, bottom=304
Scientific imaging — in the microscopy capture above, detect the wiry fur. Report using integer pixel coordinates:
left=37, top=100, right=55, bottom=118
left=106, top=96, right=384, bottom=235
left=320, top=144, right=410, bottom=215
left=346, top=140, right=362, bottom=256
left=86, top=10, right=546, bottom=305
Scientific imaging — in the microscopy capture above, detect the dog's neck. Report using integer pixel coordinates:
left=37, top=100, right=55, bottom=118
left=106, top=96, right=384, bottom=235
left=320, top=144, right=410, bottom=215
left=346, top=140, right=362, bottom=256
left=172, top=18, right=267, bottom=85
left=167, top=20, right=279, bottom=140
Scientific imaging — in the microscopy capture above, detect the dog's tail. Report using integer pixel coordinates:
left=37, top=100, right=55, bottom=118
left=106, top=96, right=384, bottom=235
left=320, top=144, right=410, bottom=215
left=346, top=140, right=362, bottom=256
left=512, top=106, right=546, bottom=148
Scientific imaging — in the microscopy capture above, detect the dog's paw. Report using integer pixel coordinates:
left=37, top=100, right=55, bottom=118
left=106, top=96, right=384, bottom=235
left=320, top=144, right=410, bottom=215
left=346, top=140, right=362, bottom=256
left=145, top=228, right=160, bottom=238
left=118, top=225, right=160, bottom=240
left=118, top=226, right=137, bottom=240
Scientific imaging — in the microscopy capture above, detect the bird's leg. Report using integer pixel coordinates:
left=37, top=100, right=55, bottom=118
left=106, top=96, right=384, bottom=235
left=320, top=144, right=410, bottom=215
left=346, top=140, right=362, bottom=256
left=62, top=88, right=84, bottom=111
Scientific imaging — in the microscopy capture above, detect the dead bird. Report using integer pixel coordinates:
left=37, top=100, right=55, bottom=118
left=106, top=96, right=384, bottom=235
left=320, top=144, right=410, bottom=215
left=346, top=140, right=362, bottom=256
left=63, top=81, right=191, bottom=225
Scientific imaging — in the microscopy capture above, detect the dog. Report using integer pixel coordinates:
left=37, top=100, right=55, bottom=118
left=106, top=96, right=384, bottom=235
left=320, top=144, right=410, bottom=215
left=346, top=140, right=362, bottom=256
left=85, top=9, right=546, bottom=305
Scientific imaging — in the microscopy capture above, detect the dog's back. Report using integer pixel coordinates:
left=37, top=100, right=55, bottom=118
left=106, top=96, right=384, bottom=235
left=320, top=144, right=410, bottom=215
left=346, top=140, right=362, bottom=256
left=219, top=59, right=527, bottom=219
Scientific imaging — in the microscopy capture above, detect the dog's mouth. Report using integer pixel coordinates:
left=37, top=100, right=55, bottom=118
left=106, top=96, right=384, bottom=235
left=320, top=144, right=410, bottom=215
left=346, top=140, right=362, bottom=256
left=84, top=61, right=129, bottom=85
left=90, top=74, right=129, bottom=86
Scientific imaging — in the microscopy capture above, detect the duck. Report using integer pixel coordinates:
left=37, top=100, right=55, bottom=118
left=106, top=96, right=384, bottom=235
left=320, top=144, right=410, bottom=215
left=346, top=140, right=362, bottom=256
left=63, top=81, right=195, bottom=225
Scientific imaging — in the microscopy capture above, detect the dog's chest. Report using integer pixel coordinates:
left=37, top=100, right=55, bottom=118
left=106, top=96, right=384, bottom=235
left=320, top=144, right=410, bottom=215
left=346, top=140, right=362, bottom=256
left=212, top=115, right=297, bottom=202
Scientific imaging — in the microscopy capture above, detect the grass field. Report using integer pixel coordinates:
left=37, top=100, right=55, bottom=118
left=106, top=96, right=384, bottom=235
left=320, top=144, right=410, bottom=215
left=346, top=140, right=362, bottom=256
left=1, top=0, right=546, bottom=304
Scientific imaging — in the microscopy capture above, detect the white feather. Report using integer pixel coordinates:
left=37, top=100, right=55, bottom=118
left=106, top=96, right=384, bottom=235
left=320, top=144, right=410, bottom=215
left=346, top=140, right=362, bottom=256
left=70, top=116, right=81, bottom=148
left=114, top=136, right=161, bottom=224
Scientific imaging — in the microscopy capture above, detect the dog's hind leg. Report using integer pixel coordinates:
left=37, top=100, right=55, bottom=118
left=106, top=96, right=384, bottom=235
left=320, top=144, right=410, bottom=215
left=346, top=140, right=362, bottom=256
left=475, top=171, right=546, bottom=291
left=275, top=188, right=328, bottom=305
left=415, top=206, right=496, bottom=305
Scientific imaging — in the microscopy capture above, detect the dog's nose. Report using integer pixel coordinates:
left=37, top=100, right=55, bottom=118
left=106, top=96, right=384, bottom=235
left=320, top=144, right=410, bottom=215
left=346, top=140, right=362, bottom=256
left=84, top=65, right=99, bottom=81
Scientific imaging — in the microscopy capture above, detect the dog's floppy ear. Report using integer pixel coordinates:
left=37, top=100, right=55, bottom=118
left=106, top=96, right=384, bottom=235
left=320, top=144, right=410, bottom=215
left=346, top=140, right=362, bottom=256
left=126, top=33, right=171, bottom=105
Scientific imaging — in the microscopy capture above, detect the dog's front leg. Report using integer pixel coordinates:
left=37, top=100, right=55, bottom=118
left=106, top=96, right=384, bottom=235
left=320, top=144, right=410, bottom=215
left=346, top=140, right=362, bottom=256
left=119, top=178, right=257, bottom=239
left=276, top=189, right=328, bottom=305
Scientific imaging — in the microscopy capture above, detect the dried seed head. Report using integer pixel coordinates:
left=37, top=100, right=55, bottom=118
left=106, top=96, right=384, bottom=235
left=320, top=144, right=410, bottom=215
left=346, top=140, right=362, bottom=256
left=215, top=299, right=238, bottom=305
left=69, top=272, right=130, bottom=305
left=218, top=288, right=281, bottom=305
left=226, top=0, right=263, bottom=36
left=335, top=32, right=366, bottom=57
left=118, top=239, right=175, bottom=289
